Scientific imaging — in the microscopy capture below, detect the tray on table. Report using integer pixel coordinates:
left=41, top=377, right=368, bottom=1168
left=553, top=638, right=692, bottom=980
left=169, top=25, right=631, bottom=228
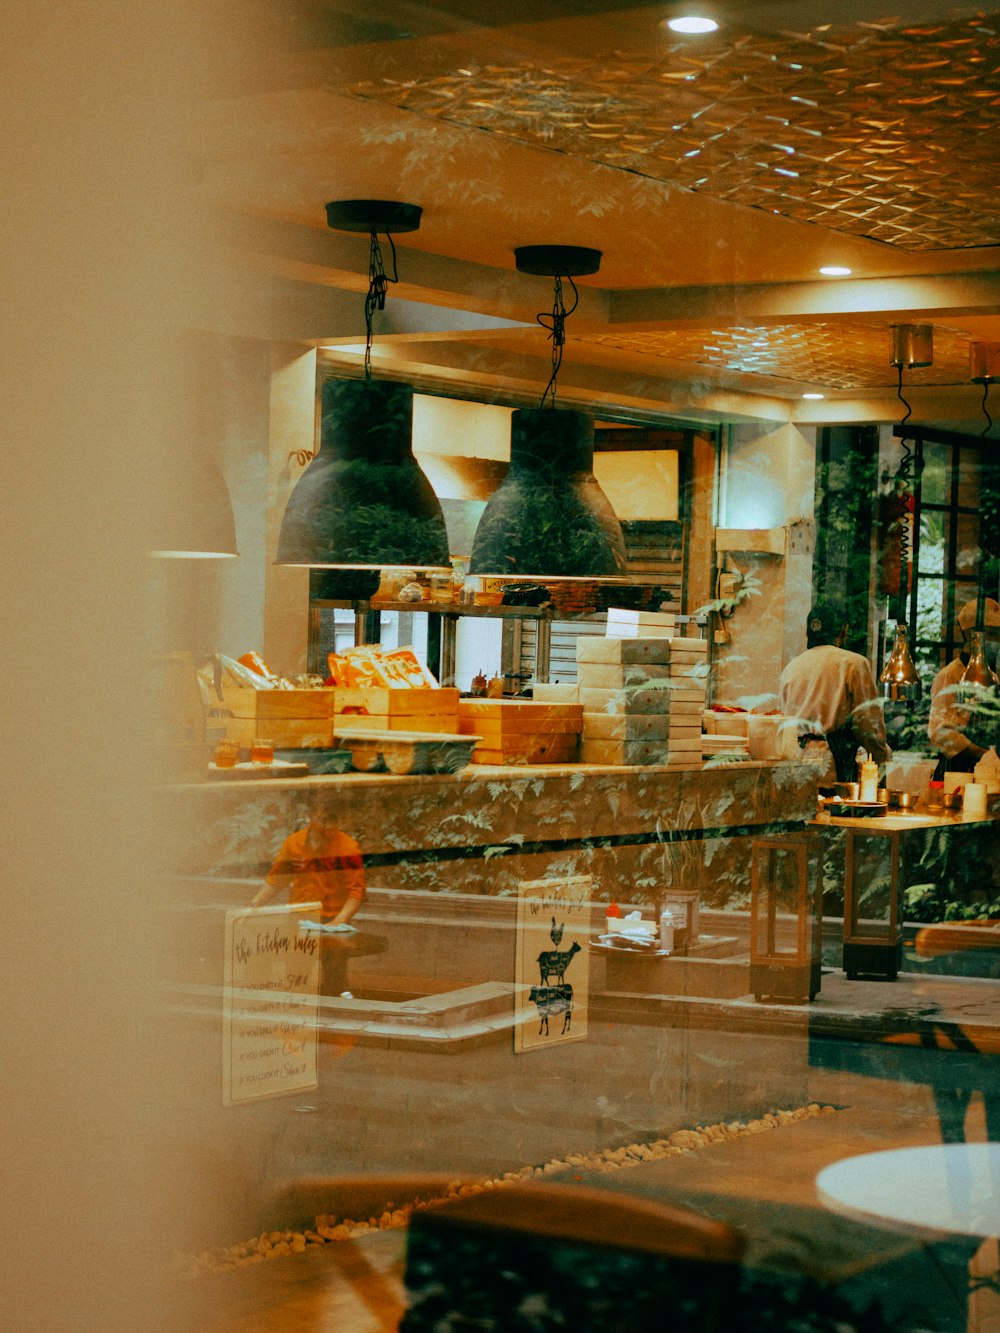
left=332, top=728, right=481, bottom=775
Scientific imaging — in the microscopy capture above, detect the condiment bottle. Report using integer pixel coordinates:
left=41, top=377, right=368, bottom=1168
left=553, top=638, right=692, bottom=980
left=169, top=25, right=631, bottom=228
left=859, top=753, right=879, bottom=804
left=659, top=908, right=675, bottom=952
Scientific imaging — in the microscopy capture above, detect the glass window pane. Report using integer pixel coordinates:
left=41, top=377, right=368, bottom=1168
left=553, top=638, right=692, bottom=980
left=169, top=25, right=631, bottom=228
left=918, top=441, right=948, bottom=505
left=952, top=511, right=982, bottom=579
left=956, top=449, right=984, bottom=510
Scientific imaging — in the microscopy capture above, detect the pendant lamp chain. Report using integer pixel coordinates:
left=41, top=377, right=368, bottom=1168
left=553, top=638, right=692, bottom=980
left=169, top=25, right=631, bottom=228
left=880, top=327, right=932, bottom=704
left=364, top=228, right=399, bottom=381
left=537, top=271, right=579, bottom=408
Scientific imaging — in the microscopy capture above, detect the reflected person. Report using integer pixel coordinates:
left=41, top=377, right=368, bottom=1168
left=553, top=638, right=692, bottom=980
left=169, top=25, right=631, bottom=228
left=928, top=596, right=1000, bottom=774
left=252, top=795, right=366, bottom=994
left=779, top=602, right=891, bottom=783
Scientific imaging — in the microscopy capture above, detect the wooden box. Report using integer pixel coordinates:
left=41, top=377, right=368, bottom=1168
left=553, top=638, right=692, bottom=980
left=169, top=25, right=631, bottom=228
left=471, top=735, right=580, bottom=765
left=458, top=700, right=582, bottom=766
left=331, top=687, right=460, bottom=734
left=216, top=686, right=338, bottom=749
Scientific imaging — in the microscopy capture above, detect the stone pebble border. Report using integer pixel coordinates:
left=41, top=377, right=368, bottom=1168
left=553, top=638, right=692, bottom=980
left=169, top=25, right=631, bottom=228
left=172, top=1103, right=836, bottom=1280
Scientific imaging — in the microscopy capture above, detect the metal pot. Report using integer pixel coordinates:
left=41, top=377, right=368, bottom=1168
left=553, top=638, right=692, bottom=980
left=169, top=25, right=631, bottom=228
left=886, top=790, right=917, bottom=809
left=927, top=790, right=961, bottom=811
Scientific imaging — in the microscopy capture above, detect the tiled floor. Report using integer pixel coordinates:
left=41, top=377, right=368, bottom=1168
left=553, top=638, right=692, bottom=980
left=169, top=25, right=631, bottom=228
left=198, top=967, right=1000, bottom=1331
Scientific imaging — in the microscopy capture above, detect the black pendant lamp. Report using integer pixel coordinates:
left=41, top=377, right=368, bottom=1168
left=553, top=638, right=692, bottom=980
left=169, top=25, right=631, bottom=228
left=277, top=377, right=449, bottom=568
left=469, top=245, right=627, bottom=580
left=275, top=200, right=450, bottom=571
left=470, top=407, right=627, bottom=578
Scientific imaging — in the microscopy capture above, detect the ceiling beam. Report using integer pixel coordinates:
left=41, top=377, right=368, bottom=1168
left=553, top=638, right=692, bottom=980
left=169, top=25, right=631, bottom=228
left=611, top=271, right=1000, bottom=329
left=222, top=211, right=611, bottom=325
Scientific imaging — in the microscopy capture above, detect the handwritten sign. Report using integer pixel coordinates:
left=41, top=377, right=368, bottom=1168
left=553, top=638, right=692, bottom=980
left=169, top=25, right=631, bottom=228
left=515, top=876, right=591, bottom=1054
left=223, top=904, right=322, bottom=1106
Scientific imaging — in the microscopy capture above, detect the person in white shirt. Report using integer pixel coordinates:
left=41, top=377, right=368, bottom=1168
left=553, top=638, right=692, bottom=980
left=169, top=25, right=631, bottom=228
left=779, top=602, right=891, bottom=782
left=928, top=596, right=1000, bottom=772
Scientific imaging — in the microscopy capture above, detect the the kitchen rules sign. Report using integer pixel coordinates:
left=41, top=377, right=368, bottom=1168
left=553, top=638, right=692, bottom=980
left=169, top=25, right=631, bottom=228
left=223, top=904, right=321, bottom=1106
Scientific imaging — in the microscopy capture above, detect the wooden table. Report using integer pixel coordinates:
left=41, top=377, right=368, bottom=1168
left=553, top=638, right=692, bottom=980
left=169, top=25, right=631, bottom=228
left=813, top=808, right=1000, bottom=981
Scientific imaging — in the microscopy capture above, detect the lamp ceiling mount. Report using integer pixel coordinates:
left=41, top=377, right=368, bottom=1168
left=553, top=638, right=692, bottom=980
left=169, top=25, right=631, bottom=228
left=324, top=200, right=422, bottom=234
left=514, top=245, right=601, bottom=277
left=890, top=324, right=933, bottom=370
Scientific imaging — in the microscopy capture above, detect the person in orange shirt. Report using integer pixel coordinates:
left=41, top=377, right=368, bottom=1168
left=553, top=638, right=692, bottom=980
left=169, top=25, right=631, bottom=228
left=252, top=797, right=366, bottom=992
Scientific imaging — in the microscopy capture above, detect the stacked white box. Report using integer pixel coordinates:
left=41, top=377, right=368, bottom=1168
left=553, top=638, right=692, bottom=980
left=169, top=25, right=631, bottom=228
left=605, top=607, right=677, bottom=640
left=665, top=636, right=710, bottom=770
left=575, top=634, right=706, bottom=768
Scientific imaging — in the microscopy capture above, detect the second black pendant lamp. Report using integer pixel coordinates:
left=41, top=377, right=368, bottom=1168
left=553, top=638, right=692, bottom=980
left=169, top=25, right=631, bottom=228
left=275, top=200, right=450, bottom=571
left=469, top=246, right=627, bottom=580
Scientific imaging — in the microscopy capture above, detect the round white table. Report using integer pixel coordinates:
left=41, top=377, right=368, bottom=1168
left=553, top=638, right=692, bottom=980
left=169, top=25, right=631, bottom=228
left=817, top=1144, right=1000, bottom=1238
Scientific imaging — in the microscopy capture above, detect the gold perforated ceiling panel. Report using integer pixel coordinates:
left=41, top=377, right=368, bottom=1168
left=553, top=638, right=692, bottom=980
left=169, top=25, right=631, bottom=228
left=349, top=11, right=1000, bottom=251
left=569, top=321, right=973, bottom=392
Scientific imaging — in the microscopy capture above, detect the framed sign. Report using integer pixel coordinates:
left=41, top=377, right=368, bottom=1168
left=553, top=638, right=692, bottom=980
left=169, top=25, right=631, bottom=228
left=222, top=903, right=322, bottom=1107
left=515, top=875, right=591, bottom=1053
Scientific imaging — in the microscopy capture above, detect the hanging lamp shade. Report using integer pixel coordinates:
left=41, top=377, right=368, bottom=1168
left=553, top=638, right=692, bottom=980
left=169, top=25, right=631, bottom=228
left=880, top=621, right=922, bottom=702
left=469, top=408, right=627, bottom=579
left=149, top=455, right=238, bottom=559
left=276, top=378, right=450, bottom=570
left=959, top=629, right=1000, bottom=698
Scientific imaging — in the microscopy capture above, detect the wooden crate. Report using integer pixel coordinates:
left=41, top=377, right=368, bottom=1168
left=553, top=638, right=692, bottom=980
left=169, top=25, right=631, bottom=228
left=458, top=700, right=583, bottom=735
left=472, top=735, right=580, bottom=765
left=216, top=687, right=338, bottom=749
left=332, top=687, right=460, bottom=734
left=459, top=699, right=582, bottom=765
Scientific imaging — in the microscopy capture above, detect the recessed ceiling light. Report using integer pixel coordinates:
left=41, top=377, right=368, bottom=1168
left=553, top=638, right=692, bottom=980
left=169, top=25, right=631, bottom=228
left=665, top=16, right=719, bottom=34
left=802, top=393, right=825, bottom=400
left=819, top=265, right=852, bottom=276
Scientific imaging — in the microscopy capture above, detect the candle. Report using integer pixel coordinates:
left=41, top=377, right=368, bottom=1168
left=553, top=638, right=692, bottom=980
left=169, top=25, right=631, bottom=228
left=963, top=783, right=987, bottom=818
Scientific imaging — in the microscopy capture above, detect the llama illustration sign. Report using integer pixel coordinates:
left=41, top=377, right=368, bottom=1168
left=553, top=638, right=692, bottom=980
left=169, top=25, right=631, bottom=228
left=515, top=875, right=591, bottom=1053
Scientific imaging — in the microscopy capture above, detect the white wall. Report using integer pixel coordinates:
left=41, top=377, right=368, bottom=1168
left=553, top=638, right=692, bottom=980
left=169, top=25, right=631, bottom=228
left=413, top=393, right=512, bottom=461
left=722, top=422, right=816, bottom=529
left=714, top=423, right=818, bottom=703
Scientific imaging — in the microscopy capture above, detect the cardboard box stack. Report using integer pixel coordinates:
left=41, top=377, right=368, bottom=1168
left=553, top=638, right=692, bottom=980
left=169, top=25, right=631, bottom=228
left=457, top=699, right=583, bottom=765
left=575, top=608, right=708, bottom=768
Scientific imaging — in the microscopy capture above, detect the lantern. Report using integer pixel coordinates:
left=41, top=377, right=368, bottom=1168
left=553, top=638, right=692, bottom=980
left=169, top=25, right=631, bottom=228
left=843, top=828, right=902, bottom=981
left=750, top=834, right=823, bottom=1003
